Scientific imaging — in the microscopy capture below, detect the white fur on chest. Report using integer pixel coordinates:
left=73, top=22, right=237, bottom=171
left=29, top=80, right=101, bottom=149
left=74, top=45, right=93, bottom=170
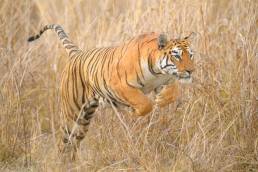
left=140, top=58, right=174, bottom=94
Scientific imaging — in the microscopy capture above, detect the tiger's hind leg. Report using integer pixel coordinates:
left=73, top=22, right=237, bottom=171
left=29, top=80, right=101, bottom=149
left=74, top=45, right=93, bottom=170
left=59, top=98, right=99, bottom=160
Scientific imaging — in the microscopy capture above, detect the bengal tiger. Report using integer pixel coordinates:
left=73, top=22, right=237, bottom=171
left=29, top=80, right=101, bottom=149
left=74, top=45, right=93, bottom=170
left=28, top=24, right=195, bottom=158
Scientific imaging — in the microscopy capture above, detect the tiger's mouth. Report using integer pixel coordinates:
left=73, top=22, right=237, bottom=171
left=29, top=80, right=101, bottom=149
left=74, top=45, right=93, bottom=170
left=175, top=72, right=192, bottom=83
left=177, top=75, right=192, bottom=84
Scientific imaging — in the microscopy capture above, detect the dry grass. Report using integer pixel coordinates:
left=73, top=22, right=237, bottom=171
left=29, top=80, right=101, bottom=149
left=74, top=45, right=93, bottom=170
left=0, top=0, right=257, bottom=171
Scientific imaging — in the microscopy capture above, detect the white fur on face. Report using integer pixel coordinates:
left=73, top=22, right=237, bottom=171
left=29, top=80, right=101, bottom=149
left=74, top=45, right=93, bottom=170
left=170, top=47, right=182, bottom=61
left=158, top=56, right=178, bottom=75
left=186, top=47, right=194, bottom=60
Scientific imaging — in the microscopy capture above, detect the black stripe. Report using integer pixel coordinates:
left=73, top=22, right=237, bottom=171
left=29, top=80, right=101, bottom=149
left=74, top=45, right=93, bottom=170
left=137, top=43, right=145, bottom=80
left=69, top=49, right=80, bottom=57
left=136, top=72, right=144, bottom=87
left=65, top=45, right=78, bottom=49
left=147, top=51, right=162, bottom=75
left=140, top=38, right=157, bottom=48
left=55, top=25, right=62, bottom=32
left=125, top=71, right=139, bottom=89
left=78, top=53, right=86, bottom=104
left=70, top=58, right=81, bottom=111
left=63, top=39, right=72, bottom=44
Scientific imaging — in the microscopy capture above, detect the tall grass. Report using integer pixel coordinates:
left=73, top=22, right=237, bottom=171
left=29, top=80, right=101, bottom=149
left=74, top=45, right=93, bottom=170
left=0, top=0, right=257, bottom=171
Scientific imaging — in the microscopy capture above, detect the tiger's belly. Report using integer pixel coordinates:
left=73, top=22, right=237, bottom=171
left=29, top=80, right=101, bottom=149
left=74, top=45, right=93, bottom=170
left=141, top=75, right=174, bottom=94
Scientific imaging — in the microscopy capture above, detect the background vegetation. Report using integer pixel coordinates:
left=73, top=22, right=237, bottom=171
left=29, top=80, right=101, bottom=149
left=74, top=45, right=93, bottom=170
left=0, top=0, right=257, bottom=171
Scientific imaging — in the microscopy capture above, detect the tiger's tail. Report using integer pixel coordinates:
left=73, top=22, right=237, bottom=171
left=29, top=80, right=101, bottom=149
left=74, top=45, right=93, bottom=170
left=27, top=24, right=81, bottom=57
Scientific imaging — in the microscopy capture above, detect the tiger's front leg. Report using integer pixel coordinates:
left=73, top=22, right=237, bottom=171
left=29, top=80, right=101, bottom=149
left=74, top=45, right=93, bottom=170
left=114, top=84, right=153, bottom=116
left=155, top=81, right=180, bottom=108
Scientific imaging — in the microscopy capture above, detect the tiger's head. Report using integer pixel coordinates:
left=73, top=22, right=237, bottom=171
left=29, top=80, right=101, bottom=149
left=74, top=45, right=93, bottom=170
left=156, top=33, right=195, bottom=83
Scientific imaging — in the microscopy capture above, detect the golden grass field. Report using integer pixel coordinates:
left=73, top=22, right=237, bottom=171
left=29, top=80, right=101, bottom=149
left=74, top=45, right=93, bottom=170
left=0, top=0, right=257, bottom=171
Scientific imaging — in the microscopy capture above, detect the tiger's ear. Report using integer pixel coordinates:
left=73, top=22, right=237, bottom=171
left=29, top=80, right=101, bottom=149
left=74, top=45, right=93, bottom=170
left=184, top=32, right=196, bottom=42
left=158, top=34, right=168, bottom=50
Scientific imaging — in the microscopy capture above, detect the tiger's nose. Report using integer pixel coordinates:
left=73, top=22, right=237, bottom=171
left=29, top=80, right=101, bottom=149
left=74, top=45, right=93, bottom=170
left=186, top=66, right=195, bottom=74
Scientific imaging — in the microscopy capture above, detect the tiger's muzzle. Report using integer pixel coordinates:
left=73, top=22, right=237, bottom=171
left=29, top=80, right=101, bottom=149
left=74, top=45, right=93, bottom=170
left=176, top=70, right=193, bottom=83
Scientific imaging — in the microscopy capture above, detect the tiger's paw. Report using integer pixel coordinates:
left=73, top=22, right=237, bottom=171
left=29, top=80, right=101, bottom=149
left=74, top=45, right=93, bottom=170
left=155, top=95, right=171, bottom=108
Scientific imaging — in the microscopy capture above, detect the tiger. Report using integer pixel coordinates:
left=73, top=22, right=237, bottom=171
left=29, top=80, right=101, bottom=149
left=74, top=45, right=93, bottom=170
left=28, top=24, right=195, bottom=158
